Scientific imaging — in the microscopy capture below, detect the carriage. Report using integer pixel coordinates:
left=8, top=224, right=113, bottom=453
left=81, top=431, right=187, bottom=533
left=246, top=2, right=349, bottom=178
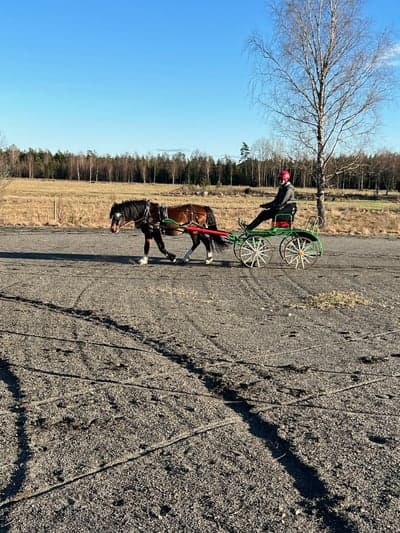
left=109, top=199, right=323, bottom=269
left=163, top=213, right=323, bottom=269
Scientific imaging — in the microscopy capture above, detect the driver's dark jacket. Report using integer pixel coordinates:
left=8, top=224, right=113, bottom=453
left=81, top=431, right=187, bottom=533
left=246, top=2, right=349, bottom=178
left=260, top=182, right=295, bottom=210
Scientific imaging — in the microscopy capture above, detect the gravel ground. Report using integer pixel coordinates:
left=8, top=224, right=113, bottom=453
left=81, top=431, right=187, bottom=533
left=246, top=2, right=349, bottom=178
left=0, top=227, right=399, bottom=533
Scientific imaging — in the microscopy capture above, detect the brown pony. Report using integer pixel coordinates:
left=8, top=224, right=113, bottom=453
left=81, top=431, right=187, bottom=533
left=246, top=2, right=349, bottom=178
left=109, top=199, right=228, bottom=265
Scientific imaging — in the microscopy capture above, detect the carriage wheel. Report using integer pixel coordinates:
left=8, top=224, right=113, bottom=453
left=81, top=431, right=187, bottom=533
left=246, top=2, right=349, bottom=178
left=279, top=236, right=291, bottom=260
left=282, top=235, right=320, bottom=269
left=239, top=236, right=272, bottom=268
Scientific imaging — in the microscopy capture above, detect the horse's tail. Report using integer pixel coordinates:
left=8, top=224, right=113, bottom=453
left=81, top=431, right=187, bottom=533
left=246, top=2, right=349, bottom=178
left=205, top=206, right=229, bottom=252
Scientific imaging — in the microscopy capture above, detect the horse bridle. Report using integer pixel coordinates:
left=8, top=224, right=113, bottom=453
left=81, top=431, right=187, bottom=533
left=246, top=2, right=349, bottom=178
left=110, top=211, right=125, bottom=231
left=111, top=201, right=152, bottom=231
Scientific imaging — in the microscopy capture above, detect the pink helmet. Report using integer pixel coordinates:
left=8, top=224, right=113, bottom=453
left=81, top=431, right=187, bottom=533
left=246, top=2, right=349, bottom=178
left=279, top=170, right=291, bottom=182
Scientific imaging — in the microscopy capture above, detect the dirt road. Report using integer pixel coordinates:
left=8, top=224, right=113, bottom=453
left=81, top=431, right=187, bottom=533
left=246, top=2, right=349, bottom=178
left=0, top=227, right=399, bottom=532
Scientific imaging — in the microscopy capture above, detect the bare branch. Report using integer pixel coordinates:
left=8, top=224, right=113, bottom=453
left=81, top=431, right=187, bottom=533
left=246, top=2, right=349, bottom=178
left=248, top=0, right=396, bottom=224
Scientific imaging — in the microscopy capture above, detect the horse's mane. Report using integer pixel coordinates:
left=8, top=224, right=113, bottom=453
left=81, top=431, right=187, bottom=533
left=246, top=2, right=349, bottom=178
left=109, top=199, right=150, bottom=219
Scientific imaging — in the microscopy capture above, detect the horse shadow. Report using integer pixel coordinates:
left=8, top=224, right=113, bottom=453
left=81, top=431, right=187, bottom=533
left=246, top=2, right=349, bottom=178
left=0, top=252, right=133, bottom=264
left=0, top=252, right=237, bottom=268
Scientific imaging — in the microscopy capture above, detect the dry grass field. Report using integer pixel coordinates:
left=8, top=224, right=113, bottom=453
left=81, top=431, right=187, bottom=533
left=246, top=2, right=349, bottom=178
left=0, top=178, right=399, bottom=235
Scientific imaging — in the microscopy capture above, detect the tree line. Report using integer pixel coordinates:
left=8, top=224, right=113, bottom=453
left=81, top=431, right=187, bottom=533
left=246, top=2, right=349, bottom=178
left=1, top=144, right=399, bottom=192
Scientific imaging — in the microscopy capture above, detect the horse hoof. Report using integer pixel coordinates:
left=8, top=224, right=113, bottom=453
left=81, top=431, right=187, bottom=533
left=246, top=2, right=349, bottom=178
left=138, top=257, right=148, bottom=266
left=169, top=255, right=177, bottom=263
left=205, top=258, right=214, bottom=265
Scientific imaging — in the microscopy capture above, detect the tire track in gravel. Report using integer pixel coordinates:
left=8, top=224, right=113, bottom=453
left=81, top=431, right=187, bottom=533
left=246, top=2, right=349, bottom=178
left=282, top=268, right=370, bottom=327
left=0, top=417, right=238, bottom=511
left=69, top=270, right=115, bottom=371
left=280, top=269, right=400, bottom=374
left=163, top=268, right=279, bottom=373
left=3, top=362, right=226, bottom=401
left=172, top=265, right=399, bottom=380
left=296, top=243, right=400, bottom=274
left=282, top=268, right=400, bottom=344
left=165, top=268, right=399, bottom=418
left=0, top=328, right=150, bottom=354
left=273, top=270, right=400, bottom=419
left=129, top=267, right=359, bottom=533
left=341, top=272, right=400, bottom=308
left=238, top=268, right=283, bottom=308
left=2, top=359, right=397, bottom=420
left=178, top=267, right=285, bottom=355
left=0, top=281, right=24, bottom=294
left=0, top=291, right=357, bottom=532
left=165, top=271, right=237, bottom=360
left=255, top=372, right=400, bottom=413
left=0, top=386, right=95, bottom=418
left=0, top=266, right=120, bottom=280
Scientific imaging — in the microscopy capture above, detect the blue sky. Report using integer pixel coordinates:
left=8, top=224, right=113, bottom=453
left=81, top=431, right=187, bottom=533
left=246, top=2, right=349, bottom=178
left=0, top=0, right=399, bottom=160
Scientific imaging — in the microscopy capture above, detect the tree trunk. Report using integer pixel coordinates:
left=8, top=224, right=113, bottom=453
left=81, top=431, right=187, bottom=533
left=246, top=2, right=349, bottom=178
left=316, top=156, right=326, bottom=227
left=316, top=184, right=325, bottom=227
left=315, top=148, right=326, bottom=228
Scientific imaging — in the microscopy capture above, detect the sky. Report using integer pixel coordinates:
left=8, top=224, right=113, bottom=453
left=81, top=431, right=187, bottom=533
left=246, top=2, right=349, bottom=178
left=0, top=0, right=399, bottom=160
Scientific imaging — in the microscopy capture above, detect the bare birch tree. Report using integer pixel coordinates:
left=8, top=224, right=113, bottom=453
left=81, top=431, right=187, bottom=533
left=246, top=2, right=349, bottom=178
left=0, top=132, right=10, bottom=217
left=248, top=0, right=396, bottom=225
left=0, top=132, right=9, bottom=178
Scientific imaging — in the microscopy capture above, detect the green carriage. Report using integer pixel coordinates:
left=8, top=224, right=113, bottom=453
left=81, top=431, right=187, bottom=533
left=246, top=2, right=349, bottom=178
left=231, top=215, right=323, bottom=269
left=161, top=213, right=323, bottom=270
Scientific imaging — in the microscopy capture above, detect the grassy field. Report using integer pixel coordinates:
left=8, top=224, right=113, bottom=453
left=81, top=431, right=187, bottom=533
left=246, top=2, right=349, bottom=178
left=0, top=178, right=399, bottom=235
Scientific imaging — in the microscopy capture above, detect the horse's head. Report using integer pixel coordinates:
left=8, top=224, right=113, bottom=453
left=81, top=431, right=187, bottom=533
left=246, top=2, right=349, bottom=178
left=110, top=199, right=147, bottom=233
left=110, top=203, right=124, bottom=233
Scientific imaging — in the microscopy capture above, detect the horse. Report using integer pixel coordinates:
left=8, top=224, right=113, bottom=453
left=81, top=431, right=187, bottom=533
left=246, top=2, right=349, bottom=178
left=109, top=199, right=228, bottom=265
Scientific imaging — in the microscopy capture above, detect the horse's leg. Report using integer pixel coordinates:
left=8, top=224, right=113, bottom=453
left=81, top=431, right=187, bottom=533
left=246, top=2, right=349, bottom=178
left=154, top=230, right=176, bottom=263
left=182, top=233, right=201, bottom=263
left=138, top=231, right=151, bottom=265
left=200, top=234, right=214, bottom=264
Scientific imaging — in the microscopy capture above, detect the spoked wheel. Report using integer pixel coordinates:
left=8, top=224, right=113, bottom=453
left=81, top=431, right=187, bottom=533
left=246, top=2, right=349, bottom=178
left=282, top=235, right=320, bottom=269
left=239, top=236, right=272, bottom=268
left=279, top=236, right=291, bottom=260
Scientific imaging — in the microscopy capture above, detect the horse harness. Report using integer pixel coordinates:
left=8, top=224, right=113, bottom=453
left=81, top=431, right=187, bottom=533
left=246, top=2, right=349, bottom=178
left=134, top=201, right=166, bottom=230
left=138, top=202, right=205, bottom=232
left=112, top=201, right=206, bottom=232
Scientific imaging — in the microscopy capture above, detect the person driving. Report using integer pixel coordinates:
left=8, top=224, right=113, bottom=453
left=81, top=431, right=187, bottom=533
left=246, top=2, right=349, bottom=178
left=244, top=170, right=297, bottom=231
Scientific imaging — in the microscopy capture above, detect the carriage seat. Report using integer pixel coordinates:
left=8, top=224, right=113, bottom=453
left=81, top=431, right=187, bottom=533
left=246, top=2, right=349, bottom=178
left=271, top=213, right=294, bottom=228
left=272, top=220, right=291, bottom=228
